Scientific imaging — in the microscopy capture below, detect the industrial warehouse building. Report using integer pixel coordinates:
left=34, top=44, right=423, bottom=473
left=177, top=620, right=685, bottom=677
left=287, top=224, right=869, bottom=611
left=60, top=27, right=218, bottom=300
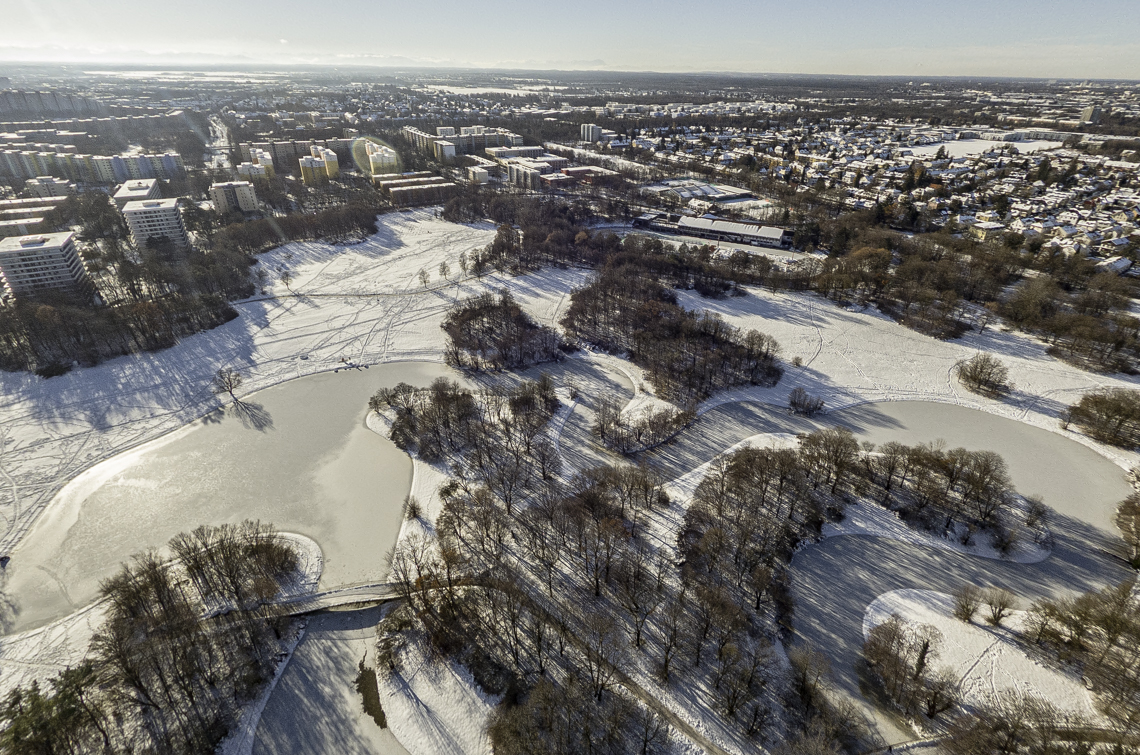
left=634, top=213, right=792, bottom=248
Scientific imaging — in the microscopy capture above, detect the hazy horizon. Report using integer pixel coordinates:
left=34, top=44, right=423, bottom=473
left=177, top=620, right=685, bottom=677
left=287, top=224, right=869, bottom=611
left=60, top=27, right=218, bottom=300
left=4, top=0, right=1140, bottom=80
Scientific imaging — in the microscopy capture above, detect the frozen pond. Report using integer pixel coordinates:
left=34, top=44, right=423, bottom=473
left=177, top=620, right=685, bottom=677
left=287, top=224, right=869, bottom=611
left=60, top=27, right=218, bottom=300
left=652, top=398, right=1130, bottom=534
left=832, top=401, right=1130, bottom=533
left=5, top=362, right=456, bottom=634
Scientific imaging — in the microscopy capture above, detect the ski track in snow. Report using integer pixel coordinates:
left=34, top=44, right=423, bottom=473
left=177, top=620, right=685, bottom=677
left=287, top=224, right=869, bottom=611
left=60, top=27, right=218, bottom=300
left=5, top=212, right=1140, bottom=752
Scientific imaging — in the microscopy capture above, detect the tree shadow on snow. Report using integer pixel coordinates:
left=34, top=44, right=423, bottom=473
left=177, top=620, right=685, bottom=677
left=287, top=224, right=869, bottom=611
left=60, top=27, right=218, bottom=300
left=226, top=400, right=274, bottom=433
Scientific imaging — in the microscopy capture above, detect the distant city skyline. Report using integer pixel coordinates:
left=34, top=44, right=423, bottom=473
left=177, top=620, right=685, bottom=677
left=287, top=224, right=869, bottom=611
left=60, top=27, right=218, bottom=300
left=2, top=0, right=1139, bottom=79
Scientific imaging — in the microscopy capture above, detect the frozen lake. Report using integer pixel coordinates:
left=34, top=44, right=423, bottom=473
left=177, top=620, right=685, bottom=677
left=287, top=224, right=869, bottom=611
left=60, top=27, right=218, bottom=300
left=5, top=361, right=456, bottom=634
left=833, top=400, right=1130, bottom=533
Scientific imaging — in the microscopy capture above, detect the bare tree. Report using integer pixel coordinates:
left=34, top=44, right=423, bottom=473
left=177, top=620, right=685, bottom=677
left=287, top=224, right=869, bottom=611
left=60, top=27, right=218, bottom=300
left=984, top=587, right=1017, bottom=626
left=582, top=611, right=623, bottom=700
left=211, top=367, right=244, bottom=402
left=952, top=584, right=984, bottom=623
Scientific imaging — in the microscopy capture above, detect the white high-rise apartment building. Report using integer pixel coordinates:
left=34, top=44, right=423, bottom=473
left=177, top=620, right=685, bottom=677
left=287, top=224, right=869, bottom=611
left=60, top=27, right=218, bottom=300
left=365, top=142, right=398, bottom=175
left=0, top=232, right=91, bottom=300
left=209, top=181, right=258, bottom=214
left=122, top=199, right=190, bottom=251
left=113, top=178, right=160, bottom=209
left=581, top=124, right=602, bottom=142
left=25, top=176, right=74, bottom=198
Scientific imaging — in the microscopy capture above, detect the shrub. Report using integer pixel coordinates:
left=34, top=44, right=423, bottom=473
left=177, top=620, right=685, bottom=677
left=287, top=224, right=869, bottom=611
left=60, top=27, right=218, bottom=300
left=789, top=387, right=825, bottom=416
left=984, top=587, right=1016, bottom=626
left=956, top=353, right=1010, bottom=397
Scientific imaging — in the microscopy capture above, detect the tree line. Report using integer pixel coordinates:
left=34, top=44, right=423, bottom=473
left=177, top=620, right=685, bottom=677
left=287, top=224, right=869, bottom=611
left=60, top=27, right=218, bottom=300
left=0, top=521, right=300, bottom=755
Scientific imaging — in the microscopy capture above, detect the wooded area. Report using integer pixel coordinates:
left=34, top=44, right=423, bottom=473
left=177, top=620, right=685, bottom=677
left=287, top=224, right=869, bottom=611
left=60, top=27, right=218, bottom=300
left=442, top=291, right=565, bottom=371
left=0, top=521, right=301, bottom=755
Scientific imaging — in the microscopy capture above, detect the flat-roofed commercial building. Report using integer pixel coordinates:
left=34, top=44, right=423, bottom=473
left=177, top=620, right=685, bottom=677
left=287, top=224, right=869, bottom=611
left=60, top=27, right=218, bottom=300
left=122, top=198, right=190, bottom=250
left=0, top=232, right=91, bottom=300
left=633, top=213, right=791, bottom=248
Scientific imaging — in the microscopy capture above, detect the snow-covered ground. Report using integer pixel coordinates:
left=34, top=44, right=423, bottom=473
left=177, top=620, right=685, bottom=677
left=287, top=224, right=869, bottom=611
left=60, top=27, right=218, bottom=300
left=6, top=210, right=1140, bottom=754
left=0, top=211, right=494, bottom=556
left=376, top=636, right=499, bottom=755
left=904, top=139, right=1063, bottom=159
left=0, top=211, right=597, bottom=562
left=0, top=533, right=322, bottom=697
left=824, top=500, right=1050, bottom=564
left=864, top=589, right=1101, bottom=724
left=678, top=289, right=1140, bottom=473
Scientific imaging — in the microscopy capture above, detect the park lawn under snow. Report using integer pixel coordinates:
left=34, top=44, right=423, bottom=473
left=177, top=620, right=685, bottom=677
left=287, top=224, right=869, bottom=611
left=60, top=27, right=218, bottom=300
left=6, top=210, right=1140, bottom=754
left=376, top=634, right=499, bottom=755
left=863, top=589, right=1103, bottom=725
left=0, top=210, right=595, bottom=559
left=675, top=287, right=1140, bottom=472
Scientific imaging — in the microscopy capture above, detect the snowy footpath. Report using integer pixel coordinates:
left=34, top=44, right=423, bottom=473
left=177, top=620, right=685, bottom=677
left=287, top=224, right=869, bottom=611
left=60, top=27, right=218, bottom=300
left=5, top=211, right=1140, bottom=753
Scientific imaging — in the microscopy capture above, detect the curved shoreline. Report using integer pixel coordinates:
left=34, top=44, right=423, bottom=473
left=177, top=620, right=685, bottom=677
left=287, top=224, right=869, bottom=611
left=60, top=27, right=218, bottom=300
left=4, top=361, right=454, bottom=637
left=0, top=532, right=323, bottom=696
left=5, top=358, right=445, bottom=557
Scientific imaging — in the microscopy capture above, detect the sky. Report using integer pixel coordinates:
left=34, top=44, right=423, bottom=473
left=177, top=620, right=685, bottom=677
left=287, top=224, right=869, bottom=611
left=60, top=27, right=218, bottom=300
left=2, top=0, right=1139, bottom=79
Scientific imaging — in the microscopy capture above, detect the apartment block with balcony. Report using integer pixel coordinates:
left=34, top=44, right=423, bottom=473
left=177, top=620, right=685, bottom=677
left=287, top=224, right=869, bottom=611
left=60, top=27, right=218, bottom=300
left=122, top=198, right=190, bottom=251
left=0, top=232, right=92, bottom=301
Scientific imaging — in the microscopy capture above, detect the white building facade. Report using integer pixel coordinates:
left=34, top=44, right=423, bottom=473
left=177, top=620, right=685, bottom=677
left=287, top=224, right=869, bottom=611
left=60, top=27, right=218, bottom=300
left=122, top=199, right=190, bottom=251
left=0, top=232, right=91, bottom=300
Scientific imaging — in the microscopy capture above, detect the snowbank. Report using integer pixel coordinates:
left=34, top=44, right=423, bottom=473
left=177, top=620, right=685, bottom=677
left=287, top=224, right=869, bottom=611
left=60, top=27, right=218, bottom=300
left=376, top=636, right=498, bottom=755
